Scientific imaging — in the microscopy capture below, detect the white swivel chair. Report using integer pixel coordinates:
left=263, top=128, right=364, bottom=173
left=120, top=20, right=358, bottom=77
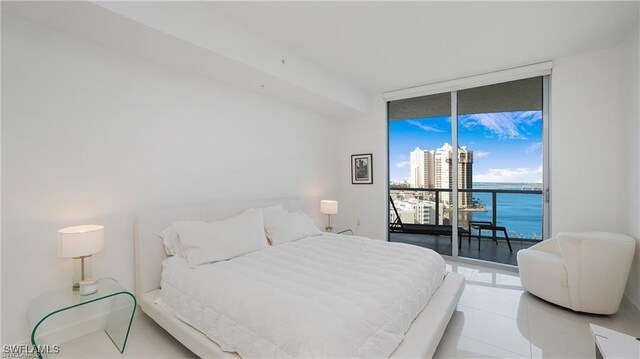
left=517, top=232, right=636, bottom=314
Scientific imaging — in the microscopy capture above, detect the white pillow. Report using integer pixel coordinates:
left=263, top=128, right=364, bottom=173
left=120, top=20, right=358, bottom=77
left=159, top=226, right=184, bottom=257
left=159, top=204, right=282, bottom=256
left=243, top=204, right=289, bottom=244
left=268, top=210, right=322, bottom=245
left=257, top=204, right=286, bottom=243
left=174, top=210, right=268, bottom=268
left=288, top=210, right=323, bottom=241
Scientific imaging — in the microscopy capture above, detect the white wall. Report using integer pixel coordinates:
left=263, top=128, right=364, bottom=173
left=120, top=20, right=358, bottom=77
left=618, top=23, right=640, bottom=309
left=551, top=27, right=640, bottom=309
left=550, top=43, right=624, bottom=233
left=1, top=14, right=342, bottom=344
left=336, top=96, right=388, bottom=239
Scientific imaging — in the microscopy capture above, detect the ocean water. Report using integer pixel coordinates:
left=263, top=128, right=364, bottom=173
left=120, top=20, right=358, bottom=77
left=466, top=182, right=543, bottom=239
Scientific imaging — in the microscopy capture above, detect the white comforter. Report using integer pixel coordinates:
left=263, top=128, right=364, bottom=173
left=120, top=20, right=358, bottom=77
left=160, top=234, right=445, bottom=358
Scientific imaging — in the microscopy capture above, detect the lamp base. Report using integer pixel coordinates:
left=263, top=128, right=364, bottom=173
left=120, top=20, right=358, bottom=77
left=325, top=213, right=334, bottom=233
left=71, top=255, right=93, bottom=291
left=80, top=278, right=98, bottom=296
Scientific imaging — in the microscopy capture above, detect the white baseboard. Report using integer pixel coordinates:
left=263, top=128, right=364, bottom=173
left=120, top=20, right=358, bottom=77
left=622, top=293, right=640, bottom=316
left=26, top=305, right=142, bottom=347
left=28, top=311, right=109, bottom=347
left=40, top=312, right=108, bottom=345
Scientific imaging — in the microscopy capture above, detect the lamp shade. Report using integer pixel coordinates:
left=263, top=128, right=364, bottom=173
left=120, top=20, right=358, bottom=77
left=320, top=200, right=338, bottom=215
left=58, top=225, right=105, bottom=258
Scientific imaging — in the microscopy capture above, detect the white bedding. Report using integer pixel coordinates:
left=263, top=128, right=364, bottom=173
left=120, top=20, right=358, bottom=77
left=160, top=234, right=445, bottom=358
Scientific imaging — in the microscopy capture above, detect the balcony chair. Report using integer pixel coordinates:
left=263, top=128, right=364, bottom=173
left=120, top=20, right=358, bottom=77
left=468, top=220, right=513, bottom=252
left=517, top=232, right=636, bottom=314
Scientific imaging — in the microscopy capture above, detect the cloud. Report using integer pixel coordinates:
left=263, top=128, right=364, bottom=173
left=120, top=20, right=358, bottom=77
left=459, top=111, right=541, bottom=140
left=396, top=160, right=410, bottom=168
left=474, top=151, right=490, bottom=158
left=474, top=166, right=543, bottom=183
left=406, top=120, right=444, bottom=133
left=519, top=111, right=542, bottom=126
left=526, top=142, right=543, bottom=153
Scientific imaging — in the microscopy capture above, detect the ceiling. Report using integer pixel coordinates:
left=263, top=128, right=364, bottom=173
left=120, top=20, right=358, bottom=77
left=206, top=1, right=639, bottom=93
left=7, top=1, right=637, bottom=118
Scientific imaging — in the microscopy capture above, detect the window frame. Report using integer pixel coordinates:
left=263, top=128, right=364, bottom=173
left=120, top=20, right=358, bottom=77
left=385, top=65, right=551, bottom=266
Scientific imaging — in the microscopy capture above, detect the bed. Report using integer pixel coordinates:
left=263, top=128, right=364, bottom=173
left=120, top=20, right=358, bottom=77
left=134, top=198, right=465, bottom=358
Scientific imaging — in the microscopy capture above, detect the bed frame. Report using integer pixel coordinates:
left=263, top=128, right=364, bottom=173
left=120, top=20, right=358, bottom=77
left=134, top=198, right=465, bottom=358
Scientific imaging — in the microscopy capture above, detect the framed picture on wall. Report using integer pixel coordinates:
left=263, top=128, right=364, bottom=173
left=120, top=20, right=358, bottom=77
left=351, top=153, right=373, bottom=184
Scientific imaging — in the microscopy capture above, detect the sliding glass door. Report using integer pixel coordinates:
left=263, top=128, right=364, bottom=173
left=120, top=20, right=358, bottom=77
left=456, top=78, right=545, bottom=265
left=389, top=93, right=454, bottom=256
left=388, top=76, right=548, bottom=266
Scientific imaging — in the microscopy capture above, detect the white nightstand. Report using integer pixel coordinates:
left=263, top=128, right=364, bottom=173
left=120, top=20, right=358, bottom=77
left=590, top=324, right=640, bottom=359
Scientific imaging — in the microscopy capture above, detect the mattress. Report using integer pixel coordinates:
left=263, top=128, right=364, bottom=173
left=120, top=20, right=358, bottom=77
left=160, top=233, right=446, bottom=358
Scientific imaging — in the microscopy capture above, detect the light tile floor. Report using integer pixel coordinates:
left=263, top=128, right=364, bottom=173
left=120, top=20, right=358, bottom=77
left=59, top=260, right=640, bottom=358
left=434, top=261, right=640, bottom=359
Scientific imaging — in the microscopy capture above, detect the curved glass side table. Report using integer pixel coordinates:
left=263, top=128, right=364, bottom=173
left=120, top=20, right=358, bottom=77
left=28, top=278, right=136, bottom=359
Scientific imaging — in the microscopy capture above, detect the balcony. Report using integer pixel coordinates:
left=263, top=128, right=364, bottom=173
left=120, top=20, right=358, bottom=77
left=389, top=187, right=543, bottom=266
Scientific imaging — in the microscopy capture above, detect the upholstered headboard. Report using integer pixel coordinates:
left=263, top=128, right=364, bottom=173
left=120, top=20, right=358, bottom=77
left=134, top=198, right=302, bottom=296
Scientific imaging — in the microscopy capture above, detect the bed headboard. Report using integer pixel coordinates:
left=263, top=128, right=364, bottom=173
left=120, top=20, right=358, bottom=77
left=134, top=198, right=302, bottom=296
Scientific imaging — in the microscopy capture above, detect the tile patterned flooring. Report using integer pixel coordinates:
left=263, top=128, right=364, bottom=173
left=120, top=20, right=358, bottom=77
left=59, top=261, right=639, bottom=358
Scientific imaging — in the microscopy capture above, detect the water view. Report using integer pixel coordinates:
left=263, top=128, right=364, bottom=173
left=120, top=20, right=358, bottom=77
left=468, top=182, right=543, bottom=240
left=388, top=79, right=545, bottom=265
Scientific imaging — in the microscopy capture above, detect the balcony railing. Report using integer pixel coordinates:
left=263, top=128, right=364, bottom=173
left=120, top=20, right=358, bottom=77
left=390, top=186, right=543, bottom=242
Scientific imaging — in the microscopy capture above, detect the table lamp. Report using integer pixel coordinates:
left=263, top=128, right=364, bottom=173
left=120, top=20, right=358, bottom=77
left=58, top=224, right=104, bottom=294
left=320, top=200, right=338, bottom=232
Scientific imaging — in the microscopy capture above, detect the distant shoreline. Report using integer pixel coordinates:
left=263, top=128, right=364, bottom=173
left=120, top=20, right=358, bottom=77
left=389, top=181, right=543, bottom=189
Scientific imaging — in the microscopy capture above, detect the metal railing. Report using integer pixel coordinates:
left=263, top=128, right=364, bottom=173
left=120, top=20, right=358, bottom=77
left=390, top=186, right=543, bottom=241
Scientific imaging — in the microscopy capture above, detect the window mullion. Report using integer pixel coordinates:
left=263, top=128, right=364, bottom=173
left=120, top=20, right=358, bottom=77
left=451, top=91, right=459, bottom=257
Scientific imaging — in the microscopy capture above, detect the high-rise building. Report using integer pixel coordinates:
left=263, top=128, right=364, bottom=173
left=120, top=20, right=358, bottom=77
left=432, top=143, right=473, bottom=208
left=458, top=147, right=473, bottom=207
left=414, top=201, right=436, bottom=224
left=434, top=143, right=452, bottom=191
left=409, top=148, right=423, bottom=188
left=409, top=148, right=434, bottom=188
left=425, top=151, right=435, bottom=188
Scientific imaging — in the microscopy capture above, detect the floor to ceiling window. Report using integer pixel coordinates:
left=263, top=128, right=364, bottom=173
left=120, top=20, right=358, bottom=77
left=389, top=92, right=454, bottom=256
left=388, top=74, right=549, bottom=266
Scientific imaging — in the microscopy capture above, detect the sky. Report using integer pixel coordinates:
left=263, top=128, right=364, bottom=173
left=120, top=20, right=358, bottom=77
left=389, top=111, right=543, bottom=183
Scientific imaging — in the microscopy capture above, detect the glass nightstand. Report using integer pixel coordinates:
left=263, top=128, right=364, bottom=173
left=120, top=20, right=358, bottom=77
left=28, top=278, right=136, bottom=359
